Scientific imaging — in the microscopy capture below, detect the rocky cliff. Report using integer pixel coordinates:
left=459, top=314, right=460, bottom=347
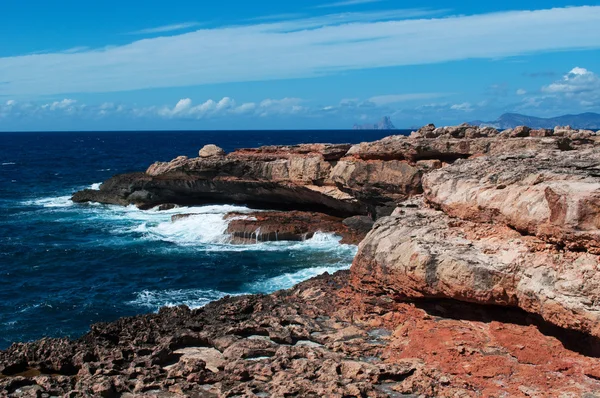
left=4, top=124, right=600, bottom=397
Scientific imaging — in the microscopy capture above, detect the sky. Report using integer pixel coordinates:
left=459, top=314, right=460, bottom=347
left=1, top=0, right=600, bottom=131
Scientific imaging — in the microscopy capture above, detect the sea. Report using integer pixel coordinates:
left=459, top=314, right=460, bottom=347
left=0, top=130, right=401, bottom=349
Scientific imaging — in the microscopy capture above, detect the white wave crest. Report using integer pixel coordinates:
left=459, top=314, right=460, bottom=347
left=89, top=182, right=102, bottom=190
left=248, top=263, right=350, bottom=293
left=130, top=205, right=255, bottom=245
left=22, top=195, right=74, bottom=208
left=1, top=162, right=16, bottom=166
left=129, top=288, right=236, bottom=311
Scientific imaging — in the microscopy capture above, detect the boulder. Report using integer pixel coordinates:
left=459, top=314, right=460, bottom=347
left=554, top=125, right=576, bottom=137
left=509, top=125, right=531, bottom=137
left=410, top=123, right=436, bottom=139
left=199, top=144, right=226, bottom=158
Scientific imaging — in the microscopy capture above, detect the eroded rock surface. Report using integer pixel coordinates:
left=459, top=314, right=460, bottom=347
left=224, top=211, right=368, bottom=245
left=72, top=135, right=582, bottom=220
left=424, top=147, right=600, bottom=253
left=11, top=124, right=600, bottom=396
left=351, top=203, right=600, bottom=338
left=3, top=272, right=600, bottom=397
left=73, top=143, right=365, bottom=216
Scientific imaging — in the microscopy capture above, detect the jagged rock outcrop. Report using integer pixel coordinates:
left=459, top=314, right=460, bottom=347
left=352, top=116, right=396, bottom=130
left=73, top=144, right=365, bottom=217
left=13, top=123, right=595, bottom=396
left=351, top=203, right=600, bottom=338
left=3, top=272, right=600, bottom=397
left=224, top=211, right=367, bottom=244
left=423, top=147, right=600, bottom=253
left=72, top=133, right=583, bottom=219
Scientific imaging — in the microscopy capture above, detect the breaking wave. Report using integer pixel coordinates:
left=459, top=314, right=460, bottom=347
left=247, top=263, right=350, bottom=293
left=20, top=193, right=357, bottom=313
left=22, top=195, right=74, bottom=208
left=128, top=288, right=237, bottom=311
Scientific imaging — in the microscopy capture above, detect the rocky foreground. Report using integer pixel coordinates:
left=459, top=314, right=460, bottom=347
left=4, top=123, right=600, bottom=397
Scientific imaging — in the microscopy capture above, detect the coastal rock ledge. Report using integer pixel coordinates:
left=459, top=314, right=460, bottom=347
left=3, top=123, right=600, bottom=396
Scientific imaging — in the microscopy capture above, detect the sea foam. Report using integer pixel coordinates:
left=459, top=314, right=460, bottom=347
left=21, top=193, right=356, bottom=312
left=23, top=195, right=74, bottom=208
left=129, top=288, right=237, bottom=311
left=247, top=263, right=350, bottom=293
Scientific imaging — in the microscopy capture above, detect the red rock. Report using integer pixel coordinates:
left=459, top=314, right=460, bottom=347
left=224, top=210, right=366, bottom=244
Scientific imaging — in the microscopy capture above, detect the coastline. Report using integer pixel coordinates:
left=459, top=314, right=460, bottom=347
left=4, top=123, right=600, bottom=396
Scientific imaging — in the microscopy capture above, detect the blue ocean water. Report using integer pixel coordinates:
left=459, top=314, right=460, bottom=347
left=0, top=130, right=398, bottom=349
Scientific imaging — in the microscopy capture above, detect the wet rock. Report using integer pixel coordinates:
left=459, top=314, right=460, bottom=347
left=156, top=203, right=179, bottom=211
left=224, top=210, right=366, bottom=244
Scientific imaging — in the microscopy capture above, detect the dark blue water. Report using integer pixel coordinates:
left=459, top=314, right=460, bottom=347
left=0, top=130, right=398, bottom=349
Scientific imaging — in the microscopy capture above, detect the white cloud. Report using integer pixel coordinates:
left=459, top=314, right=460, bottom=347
left=232, top=102, right=257, bottom=114
left=42, top=99, right=78, bottom=111
left=516, top=89, right=527, bottom=95
left=450, top=102, right=473, bottom=112
left=542, top=67, right=600, bottom=94
left=154, top=97, right=306, bottom=119
left=1, top=7, right=600, bottom=97
left=516, top=66, right=600, bottom=113
left=128, top=22, right=202, bottom=35
left=61, top=46, right=90, bottom=54
left=315, top=0, right=383, bottom=8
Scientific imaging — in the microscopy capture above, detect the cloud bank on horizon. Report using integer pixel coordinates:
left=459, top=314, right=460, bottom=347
left=2, top=67, right=598, bottom=126
left=0, top=2, right=599, bottom=130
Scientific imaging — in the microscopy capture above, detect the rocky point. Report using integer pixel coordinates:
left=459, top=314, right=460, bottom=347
left=4, top=123, right=600, bottom=397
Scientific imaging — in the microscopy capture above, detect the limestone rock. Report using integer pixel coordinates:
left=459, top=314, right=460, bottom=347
left=199, top=144, right=225, bottom=158
left=510, top=125, right=531, bottom=137
left=351, top=205, right=600, bottom=338
left=423, top=148, right=600, bottom=252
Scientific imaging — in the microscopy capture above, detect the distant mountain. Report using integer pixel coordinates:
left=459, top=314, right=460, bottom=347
left=474, top=112, right=600, bottom=130
left=353, top=116, right=397, bottom=130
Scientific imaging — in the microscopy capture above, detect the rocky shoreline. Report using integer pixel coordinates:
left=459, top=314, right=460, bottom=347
left=4, top=123, right=600, bottom=397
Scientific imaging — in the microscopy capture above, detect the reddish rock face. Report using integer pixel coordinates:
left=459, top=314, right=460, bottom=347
left=2, top=272, right=600, bottom=397
left=224, top=211, right=368, bottom=245
left=72, top=133, right=578, bottom=218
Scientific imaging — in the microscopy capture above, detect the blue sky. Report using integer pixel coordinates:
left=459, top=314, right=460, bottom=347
left=1, top=0, right=600, bottom=131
